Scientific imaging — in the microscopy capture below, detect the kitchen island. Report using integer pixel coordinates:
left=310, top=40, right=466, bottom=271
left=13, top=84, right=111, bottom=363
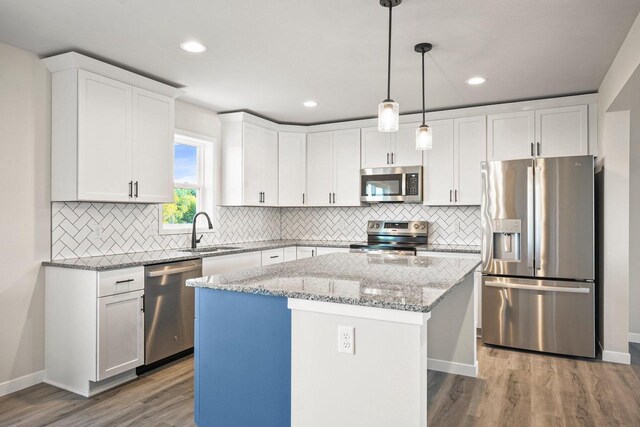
left=187, top=252, right=480, bottom=427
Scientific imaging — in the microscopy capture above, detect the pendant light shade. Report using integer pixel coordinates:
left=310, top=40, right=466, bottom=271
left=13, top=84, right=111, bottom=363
left=378, top=100, right=399, bottom=132
left=415, top=42, right=433, bottom=150
left=378, top=0, right=401, bottom=132
left=415, top=124, right=433, bottom=150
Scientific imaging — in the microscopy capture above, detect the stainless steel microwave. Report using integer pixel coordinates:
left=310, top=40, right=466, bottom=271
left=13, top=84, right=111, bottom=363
left=360, top=166, right=422, bottom=203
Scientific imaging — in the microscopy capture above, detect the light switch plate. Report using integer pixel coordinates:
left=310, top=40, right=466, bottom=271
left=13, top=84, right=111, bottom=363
left=338, top=325, right=355, bottom=355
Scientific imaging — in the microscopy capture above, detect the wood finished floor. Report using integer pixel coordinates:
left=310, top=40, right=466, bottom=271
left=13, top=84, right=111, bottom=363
left=1, top=342, right=639, bottom=427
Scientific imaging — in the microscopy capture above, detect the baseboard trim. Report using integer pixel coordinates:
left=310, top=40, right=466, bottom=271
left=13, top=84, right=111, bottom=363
left=629, top=332, right=640, bottom=343
left=428, top=358, right=478, bottom=378
left=602, top=350, right=631, bottom=365
left=0, top=370, right=45, bottom=397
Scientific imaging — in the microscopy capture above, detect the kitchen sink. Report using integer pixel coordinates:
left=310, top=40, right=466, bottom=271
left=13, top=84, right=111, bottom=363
left=179, top=246, right=241, bottom=253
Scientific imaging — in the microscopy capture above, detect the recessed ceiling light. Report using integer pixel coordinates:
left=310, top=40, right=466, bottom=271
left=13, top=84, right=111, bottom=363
left=180, top=40, right=207, bottom=53
left=466, top=76, right=486, bottom=86
left=303, top=101, right=318, bottom=108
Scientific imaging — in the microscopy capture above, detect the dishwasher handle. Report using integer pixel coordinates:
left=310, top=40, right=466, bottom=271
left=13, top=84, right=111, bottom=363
left=146, top=264, right=202, bottom=278
left=484, top=281, right=590, bottom=294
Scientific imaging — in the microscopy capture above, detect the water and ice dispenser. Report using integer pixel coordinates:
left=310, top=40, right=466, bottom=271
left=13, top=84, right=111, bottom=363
left=492, top=219, right=521, bottom=262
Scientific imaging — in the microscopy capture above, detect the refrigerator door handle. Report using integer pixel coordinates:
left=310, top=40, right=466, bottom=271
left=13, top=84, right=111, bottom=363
left=534, top=166, right=543, bottom=270
left=527, top=166, right=534, bottom=269
left=485, top=281, right=590, bottom=294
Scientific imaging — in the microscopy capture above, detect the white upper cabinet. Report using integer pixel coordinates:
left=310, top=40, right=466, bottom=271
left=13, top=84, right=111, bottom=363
left=454, top=116, right=487, bottom=205
left=132, top=88, right=174, bottom=203
left=219, top=118, right=278, bottom=206
left=487, top=111, right=535, bottom=161
left=44, top=53, right=180, bottom=203
left=361, top=123, right=422, bottom=168
left=487, top=104, right=589, bottom=161
left=307, top=129, right=361, bottom=207
left=278, top=132, right=307, bottom=206
left=535, top=105, right=588, bottom=158
left=423, top=119, right=455, bottom=205
left=424, top=116, right=486, bottom=206
left=306, top=132, right=333, bottom=206
left=392, top=123, right=423, bottom=167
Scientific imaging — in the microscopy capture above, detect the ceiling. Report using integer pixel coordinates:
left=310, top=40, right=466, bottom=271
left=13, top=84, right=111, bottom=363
left=0, top=0, right=639, bottom=124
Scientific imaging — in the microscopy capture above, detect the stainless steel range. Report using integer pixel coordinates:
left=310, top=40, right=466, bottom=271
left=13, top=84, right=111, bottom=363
left=350, top=220, right=428, bottom=255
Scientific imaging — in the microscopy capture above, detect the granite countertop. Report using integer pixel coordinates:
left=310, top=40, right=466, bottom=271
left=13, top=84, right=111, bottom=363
left=42, top=239, right=481, bottom=272
left=187, top=253, right=480, bottom=313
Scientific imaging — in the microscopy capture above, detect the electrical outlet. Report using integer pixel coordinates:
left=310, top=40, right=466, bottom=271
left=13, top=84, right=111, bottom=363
left=337, top=219, right=346, bottom=230
left=338, top=325, right=355, bottom=355
left=91, top=224, right=103, bottom=239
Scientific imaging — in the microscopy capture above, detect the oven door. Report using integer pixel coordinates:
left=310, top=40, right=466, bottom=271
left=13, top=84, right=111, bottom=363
left=360, top=166, right=422, bottom=203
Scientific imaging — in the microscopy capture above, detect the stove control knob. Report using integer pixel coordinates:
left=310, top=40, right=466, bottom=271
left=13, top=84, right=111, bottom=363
left=413, top=224, right=419, bottom=229
left=370, top=223, right=375, bottom=228
left=375, top=223, right=380, bottom=228
left=420, top=224, right=426, bottom=230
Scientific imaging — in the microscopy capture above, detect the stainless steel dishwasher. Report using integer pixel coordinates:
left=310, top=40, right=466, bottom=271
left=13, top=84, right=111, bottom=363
left=144, top=259, right=202, bottom=365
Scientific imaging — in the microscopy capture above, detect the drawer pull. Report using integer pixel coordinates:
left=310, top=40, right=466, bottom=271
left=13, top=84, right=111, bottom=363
left=115, top=279, right=134, bottom=284
left=270, top=255, right=279, bottom=259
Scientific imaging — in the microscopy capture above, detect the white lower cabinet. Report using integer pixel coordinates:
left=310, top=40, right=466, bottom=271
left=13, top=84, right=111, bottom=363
left=97, top=290, right=144, bottom=381
left=202, top=251, right=262, bottom=276
left=262, top=248, right=285, bottom=265
left=296, top=246, right=317, bottom=259
left=45, top=266, right=145, bottom=397
left=284, top=246, right=297, bottom=262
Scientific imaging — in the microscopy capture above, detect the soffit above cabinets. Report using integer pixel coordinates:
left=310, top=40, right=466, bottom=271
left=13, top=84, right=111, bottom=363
left=0, top=0, right=638, bottom=123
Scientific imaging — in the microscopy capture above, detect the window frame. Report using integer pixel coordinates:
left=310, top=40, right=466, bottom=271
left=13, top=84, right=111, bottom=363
left=159, top=130, right=216, bottom=235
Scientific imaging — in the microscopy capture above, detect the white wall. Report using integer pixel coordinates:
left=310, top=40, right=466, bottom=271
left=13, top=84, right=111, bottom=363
left=0, top=42, right=51, bottom=393
left=630, top=109, right=640, bottom=341
left=597, top=11, right=640, bottom=362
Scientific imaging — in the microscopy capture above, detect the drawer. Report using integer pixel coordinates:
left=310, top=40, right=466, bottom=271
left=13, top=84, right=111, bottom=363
left=262, top=248, right=285, bottom=266
left=98, top=267, right=144, bottom=297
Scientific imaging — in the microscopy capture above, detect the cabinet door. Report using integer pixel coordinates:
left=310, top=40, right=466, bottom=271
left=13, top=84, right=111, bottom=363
left=454, top=116, right=486, bottom=205
left=487, top=111, right=535, bottom=161
left=278, top=132, right=306, bottom=206
left=97, top=290, right=144, bottom=381
left=306, top=132, right=333, bottom=206
left=332, top=129, right=362, bottom=206
left=242, top=123, right=263, bottom=206
left=77, top=70, right=132, bottom=202
left=535, top=105, right=588, bottom=158
left=284, top=246, right=297, bottom=262
left=423, top=119, right=455, bottom=206
left=392, top=123, right=422, bottom=167
left=296, top=246, right=316, bottom=259
left=132, top=88, right=174, bottom=203
left=261, top=128, right=279, bottom=206
left=361, top=127, right=391, bottom=168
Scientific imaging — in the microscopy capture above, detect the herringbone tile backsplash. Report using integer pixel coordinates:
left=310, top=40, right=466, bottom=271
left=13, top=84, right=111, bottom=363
left=51, top=202, right=480, bottom=259
left=281, top=205, right=480, bottom=244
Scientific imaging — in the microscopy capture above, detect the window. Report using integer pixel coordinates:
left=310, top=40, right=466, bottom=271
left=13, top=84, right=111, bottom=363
left=160, top=132, right=215, bottom=233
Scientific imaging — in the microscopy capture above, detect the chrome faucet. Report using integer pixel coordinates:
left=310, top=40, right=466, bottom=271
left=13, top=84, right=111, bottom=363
left=191, top=211, right=214, bottom=249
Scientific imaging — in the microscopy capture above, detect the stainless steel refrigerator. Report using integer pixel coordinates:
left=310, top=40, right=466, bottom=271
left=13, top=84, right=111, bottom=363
left=481, top=155, right=595, bottom=358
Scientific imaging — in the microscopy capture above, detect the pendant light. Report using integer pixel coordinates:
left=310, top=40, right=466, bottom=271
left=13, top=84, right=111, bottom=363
left=415, top=42, right=433, bottom=150
left=378, top=0, right=402, bottom=132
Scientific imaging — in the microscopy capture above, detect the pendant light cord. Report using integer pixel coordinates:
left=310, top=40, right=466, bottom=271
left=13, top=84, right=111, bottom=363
left=386, top=4, right=392, bottom=100
left=421, top=51, right=426, bottom=125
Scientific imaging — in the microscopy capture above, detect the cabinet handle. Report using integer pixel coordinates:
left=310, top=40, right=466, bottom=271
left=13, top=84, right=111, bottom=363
left=312, top=250, right=315, bottom=256
left=530, top=142, right=534, bottom=157
left=116, top=279, right=134, bottom=284
left=455, top=189, right=458, bottom=202
left=332, top=193, right=336, bottom=204
left=386, top=153, right=390, bottom=164
left=329, top=192, right=332, bottom=204
left=391, top=153, right=394, bottom=164
left=141, top=295, right=145, bottom=313
left=302, top=193, right=305, bottom=204
left=449, top=189, right=453, bottom=203
left=134, top=181, right=139, bottom=198
left=270, top=255, right=279, bottom=259
left=128, top=181, right=133, bottom=198
left=536, top=142, right=541, bottom=156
